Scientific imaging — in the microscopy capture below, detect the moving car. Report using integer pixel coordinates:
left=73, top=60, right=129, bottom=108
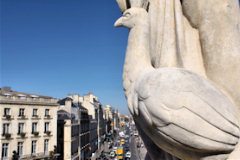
left=115, top=147, right=123, bottom=160
left=125, top=151, right=131, bottom=159
left=110, top=151, right=115, bottom=158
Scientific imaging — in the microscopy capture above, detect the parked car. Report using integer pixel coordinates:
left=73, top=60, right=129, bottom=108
left=125, top=151, right=131, bottom=159
left=113, top=146, right=118, bottom=151
left=110, top=151, right=115, bottom=158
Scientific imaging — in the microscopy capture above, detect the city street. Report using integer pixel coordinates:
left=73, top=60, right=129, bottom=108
left=129, top=135, right=147, bottom=160
left=94, top=123, right=147, bottom=160
left=129, top=135, right=140, bottom=160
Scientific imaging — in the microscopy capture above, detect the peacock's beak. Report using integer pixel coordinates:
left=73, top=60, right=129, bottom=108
left=114, top=17, right=123, bottom=27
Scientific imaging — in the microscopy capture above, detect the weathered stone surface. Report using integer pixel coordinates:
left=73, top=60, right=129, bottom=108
left=116, top=0, right=128, bottom=13
left=114, top=0, right=240, bottom=159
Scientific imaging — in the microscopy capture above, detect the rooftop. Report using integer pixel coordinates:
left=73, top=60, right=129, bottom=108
left=0, top=87, right=58, bottom=106
left=0, top=87, right=52, bottom=99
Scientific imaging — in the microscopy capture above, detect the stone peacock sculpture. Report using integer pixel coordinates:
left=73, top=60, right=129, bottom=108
left=114, top=0, right=240, bottom=159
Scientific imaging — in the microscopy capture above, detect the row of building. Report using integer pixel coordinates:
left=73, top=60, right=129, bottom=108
left=0, top=87, right=120, bottom=160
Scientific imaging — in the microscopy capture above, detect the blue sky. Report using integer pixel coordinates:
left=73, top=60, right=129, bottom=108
left=1, top=0, right=130, bottom=115
left=2, top=1, right=239, bottom=115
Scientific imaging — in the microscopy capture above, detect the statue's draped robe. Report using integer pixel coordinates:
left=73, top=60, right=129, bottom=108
left=140, top=1, right=206, bottom=159
left=115, top=0, right=240, bottom=159
left=143, top=0, right=240, bottom=159
left=148, top=0, right=206, bottom=77
left=147, top=0, right=240, bottom=110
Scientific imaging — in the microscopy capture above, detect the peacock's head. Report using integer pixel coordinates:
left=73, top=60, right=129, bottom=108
left=114, top=7, right=148, bottom=29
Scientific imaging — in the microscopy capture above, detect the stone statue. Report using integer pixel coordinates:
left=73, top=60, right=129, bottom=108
left=114, top=0, right=240, bottom=159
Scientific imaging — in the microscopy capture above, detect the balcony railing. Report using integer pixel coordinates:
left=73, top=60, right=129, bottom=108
left=20, top=152, right=60, bottom=160
left=3, top=133, right=11, bottom=139
left=3, top=115, right=11, bottom=120
left=33, top=131, right=39, bottom=136
left=45, top=115, right=51, bottom=119
left=19, top=132, right=26, bottom=138
left=18, top=115, right=26, bottom=119
left=45, top=131, right=51, bottom=136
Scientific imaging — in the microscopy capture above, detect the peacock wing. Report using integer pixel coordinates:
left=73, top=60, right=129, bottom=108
left=136, top=68, right=240, bottom=152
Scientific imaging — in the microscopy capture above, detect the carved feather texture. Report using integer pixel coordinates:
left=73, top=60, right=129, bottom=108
left=129, top=0, right=149, bottom=9
left=116, top=0, right=149, bottom=13
left=115, top=1, right=240, bottom=159
left=116, top=0, right=128, bottom=13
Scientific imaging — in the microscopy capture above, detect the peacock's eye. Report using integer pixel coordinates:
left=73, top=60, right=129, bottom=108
left=124, top=12, right=131, bottom=17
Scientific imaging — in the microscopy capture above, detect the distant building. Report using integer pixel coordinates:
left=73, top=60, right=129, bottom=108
left=0, top=87, right=58, bottom=160
left=89, top=119, right=98, bottom=157
left=104, top=105, right=114, bottom=134
left=97, top=102, right=105, bottom=148
left=114, top=110, right=120, bottom=130
left=69, top=93, right=106, bottom=158
left=57, top=97, right=90, bottom=160
left=79, top=103, right=90, bottom=160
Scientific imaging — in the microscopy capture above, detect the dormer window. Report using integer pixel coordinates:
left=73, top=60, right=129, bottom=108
left=17, top=94, right=26, bottom=99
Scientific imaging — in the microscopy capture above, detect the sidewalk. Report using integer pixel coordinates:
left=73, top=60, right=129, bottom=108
left=91, top=142, right=108, bottom=160
left=138, top=145, right=147, bottom=160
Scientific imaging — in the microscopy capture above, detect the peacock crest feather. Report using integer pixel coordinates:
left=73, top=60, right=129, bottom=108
left=116, top=0, right=149, bottom=13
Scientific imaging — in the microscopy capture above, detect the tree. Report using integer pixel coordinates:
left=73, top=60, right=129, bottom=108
left=12, top=151, right=18, bottom=160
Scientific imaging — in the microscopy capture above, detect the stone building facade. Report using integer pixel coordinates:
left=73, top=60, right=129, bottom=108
left=79, top=106, right=90, bottom=160
left=57, top=97, right=90, bottom=160
left=113, top=110, right=120, bottom=130
left=104, top=105, right=114, bottom=134
left=68, top=93, right=106, bottom=158
left=0, top=87, right=58, bottom=160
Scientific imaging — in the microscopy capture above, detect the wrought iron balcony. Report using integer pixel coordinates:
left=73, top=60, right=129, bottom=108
left=3, top=133, right=11, bottom=139
left=45, top=131, right=51, bottom=136
left=3, top=115, right=11, bottom=120
left=19, top=132, right=26, bottom=138
left=33, top=131, right=39, bottom=136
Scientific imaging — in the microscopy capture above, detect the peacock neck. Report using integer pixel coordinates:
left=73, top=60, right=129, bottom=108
left=123, top=18, right=153, bottom=94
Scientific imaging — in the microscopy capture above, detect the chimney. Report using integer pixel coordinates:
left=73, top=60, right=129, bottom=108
left=1, top=86, right=12, bottom=92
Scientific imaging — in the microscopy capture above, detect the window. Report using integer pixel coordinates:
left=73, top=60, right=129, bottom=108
left=44, top=122, right=49, bottom=133
left=31, top=141, right=37, bottom=155
left=18, top=123, right=24, bottom=134
left=2, top=143, right=8, bottom=159
left=45, top=109, right=49, bottom=116
left=18, top=142, right=23, bottom=157
left=33, top=109, right=38, bottom=116
left=44, top=139, right=49, bottom=154
left=3, top=124, right=9, bottom=134
left=19, top=109, right=24, bottom=116
left=32, top=123, right=37, bottom=133
left=4, top=108, right=10, bottom=116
